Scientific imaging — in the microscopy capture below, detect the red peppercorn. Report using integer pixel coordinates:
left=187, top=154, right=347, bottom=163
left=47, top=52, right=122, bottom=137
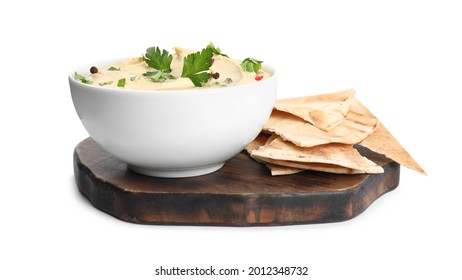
left=211, top=58, right=215, bottom=64
left=255, top=75, right=263, bottom=81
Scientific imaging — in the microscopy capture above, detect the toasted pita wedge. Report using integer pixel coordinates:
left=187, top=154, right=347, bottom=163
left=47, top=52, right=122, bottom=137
left=251, top=136, right=383, bottom=174
left=275, top=89, right=355, bottom=131
left=245, top=133, right=304, bottom=175
left=264, top=98, right=378, bottom=147
left=264, top=163, right=304, bottom=176
left=245, top=133, right=271, bottom=154
left=253, top=157, right=367, bottom=174
left=359, top=122, right=426, bottom=175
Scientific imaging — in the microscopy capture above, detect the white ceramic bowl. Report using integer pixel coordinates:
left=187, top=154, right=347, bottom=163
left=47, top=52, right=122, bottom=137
left=69, top=58, right=277, bottom=178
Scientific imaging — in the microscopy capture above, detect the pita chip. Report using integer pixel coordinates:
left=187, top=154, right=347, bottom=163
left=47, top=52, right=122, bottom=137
left=245, top=133, right=271, bottom=154
left=264, top=98, right=378, bottom=147
left=275, top=89, right=355, bottom=131
left=359, top=122, right=427, bottom=175
left=264, top=163, right=304, bottom=176
left=251, top=136, right=383, bottom=174
left=245, top=133, right=303, bottom=175
left=253, top=157, right=367, bottom=174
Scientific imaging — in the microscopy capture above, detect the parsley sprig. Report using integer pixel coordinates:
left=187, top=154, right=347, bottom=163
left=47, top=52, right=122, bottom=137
left=181, top=46, right=214, bottom=87
left=207, top=42, right=228, bottom=57
left=241, top=58, right=263, bottom=74
left=143, top=47, right=175, bottom=83
left=143, top=47, right=173, bottom=72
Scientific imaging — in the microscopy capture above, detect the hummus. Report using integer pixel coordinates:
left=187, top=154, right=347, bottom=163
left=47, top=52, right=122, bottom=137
left=80, top=45, right=271, bottom=90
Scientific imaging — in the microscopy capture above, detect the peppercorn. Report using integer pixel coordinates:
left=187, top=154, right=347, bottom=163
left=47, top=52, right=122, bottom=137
left=212, top=72, right=220, bottom=79
left=255, top=75, right=263, bottom=81
left=90, top=66, right=98, bottom=74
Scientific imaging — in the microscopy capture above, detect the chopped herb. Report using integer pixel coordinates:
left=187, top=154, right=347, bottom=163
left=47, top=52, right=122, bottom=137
left=74, top=72, right=93, bottom=84
left=241, top=57, right=263, bottom=74
left=90, top=66, right=98, bottom=74
left=207, top=42, right=228, bottom=57
left=143, top=71, right=175, bottom=83
left=210, top=82, right=228, bottom=88
left=108, top=66, right=120, bottom=71
left=143, top=71, right=158, bottom=77
left=98, top=81, right=113, bottom=86
left=144, top=47, right=173, bottom=72
left=130, top=75, right=137, bottom=81
left=117, top=78, right=126, bottom=87
left=181, top=46, right=213, bottom=87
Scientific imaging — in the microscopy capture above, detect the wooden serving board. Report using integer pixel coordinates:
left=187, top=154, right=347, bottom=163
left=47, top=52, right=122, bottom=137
left=73, top=138, right=400, bottom=226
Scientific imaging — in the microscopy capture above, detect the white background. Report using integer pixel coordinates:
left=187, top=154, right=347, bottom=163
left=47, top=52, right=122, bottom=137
left=1, top=0, right=461, bottom=279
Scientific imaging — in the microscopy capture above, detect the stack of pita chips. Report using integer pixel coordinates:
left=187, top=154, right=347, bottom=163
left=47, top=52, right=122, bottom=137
left=246, top=89, right=426, bottom=176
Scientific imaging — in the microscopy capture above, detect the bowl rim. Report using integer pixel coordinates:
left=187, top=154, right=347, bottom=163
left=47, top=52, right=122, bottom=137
left=69, top=57, right=277, bottom=95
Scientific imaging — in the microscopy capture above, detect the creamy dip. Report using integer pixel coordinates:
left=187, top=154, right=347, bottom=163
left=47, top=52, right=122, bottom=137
left=80, top=46, right=271, bottom=90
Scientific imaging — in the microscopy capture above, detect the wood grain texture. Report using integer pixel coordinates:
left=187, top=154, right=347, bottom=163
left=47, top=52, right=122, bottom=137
left=73, top=138, right=400, bottom=226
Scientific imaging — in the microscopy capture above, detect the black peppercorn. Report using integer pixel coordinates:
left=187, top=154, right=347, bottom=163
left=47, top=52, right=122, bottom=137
left=90, top=66, right=98, bottom=74
left=212, top=72, right=220, bottom=79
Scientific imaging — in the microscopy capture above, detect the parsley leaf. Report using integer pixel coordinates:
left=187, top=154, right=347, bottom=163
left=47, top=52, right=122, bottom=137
left=143, top=71, right=175, bottom=83
left=107, top=66, right=120, bottom=71
left=74, top=72, right=93, bottom=84
left=207, top=42, right=228, bottom=57
left=117, top=78, right=126, bottom=87
left=241, top=58, right=263, bottom=74
left=99, top=81, right=113, bottom=86
left=188, top=72, right=212, bottom=87
left=181, top=46, right=213, bottom=87
left=144, top=47, right=173, bottom=72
